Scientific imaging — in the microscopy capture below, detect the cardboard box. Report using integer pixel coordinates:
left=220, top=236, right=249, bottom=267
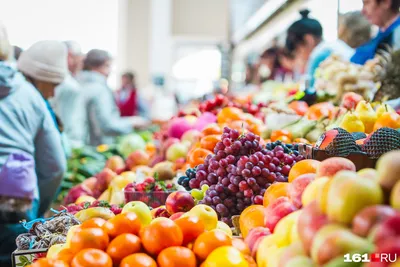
left=12, top=249, right=47, bottom=267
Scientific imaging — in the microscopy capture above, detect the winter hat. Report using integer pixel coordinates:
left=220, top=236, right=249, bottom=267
left=18, top=40, right=67, bottom=84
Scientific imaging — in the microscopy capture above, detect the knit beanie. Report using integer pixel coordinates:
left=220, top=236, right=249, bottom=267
left=18, top=40, right=67, bottom=84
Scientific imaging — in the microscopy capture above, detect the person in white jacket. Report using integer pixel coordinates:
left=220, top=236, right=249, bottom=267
left=53, top=41, right=85, bottom=148
left=78, top=49, right=149, bottom=146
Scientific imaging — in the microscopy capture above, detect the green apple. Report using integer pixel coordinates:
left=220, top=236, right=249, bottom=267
left=166, top=143, right=189, bottom=162
left=122, top=201, right=152, bottom=226
left=186, top=204, right=218, bottom=231
left=327, top=171, right=383, bottom=224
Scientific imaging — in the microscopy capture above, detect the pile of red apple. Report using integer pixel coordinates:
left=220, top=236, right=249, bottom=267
left=242, top=150, right=400, bottom=267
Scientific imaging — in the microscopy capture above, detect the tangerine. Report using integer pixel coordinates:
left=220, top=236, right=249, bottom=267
left=69, top=227, right=109, bottom=253
left=80, top=218, right=106, bottom=229
left=175, top=215, right=205, bottom=244
left=140, top=218, right=183, bottom=255
left=276, top=135, right=292, bottom=143
left=103, top=212, right=141, bottom=238
left=53, top=248, right=75, bottom=265
left=27, top=258, right=69, bottom=267
left=187, top=148, right=212, bottom=168
left=200, top=135, right=221, bottom=151
left=202, top=124, right=222, bottom=136
left=106, top=233, right=141, bottom=263
left=157, top=246, right=197, bottom=267
left=288, top=101, right=309, bottom=116
left=306, top=102, right=334, bottom=120
left=193, top=230, right=232, bottom=261
left=71, top=248, right=112, bottom=267
left=120, top=253, right=157, bottom=267
left=217, top=107, right=243, bottom=123
left=288, top=159, right=320, bottom=182
left=373, top=112, right=400, bottom=131
left=270, top=130, right=292, bottom=142
left=239, top=205, right=265, bottom=238
left=263, top=183, right=289, bottom=207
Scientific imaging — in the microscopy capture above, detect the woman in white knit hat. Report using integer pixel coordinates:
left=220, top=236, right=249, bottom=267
left=0, top=38, right=66, bottom=264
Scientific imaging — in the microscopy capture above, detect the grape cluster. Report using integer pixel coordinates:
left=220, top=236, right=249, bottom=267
left=265, top=141, right=301, bottom=156
left=189, top=127, right=304, bottom=225
left=177, top=168, right=197, bottom=191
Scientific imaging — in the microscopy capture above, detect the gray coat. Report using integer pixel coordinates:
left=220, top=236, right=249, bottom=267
left=78, top=71, right=132, bottom=146
left=0, top=62, right=66, bottom=215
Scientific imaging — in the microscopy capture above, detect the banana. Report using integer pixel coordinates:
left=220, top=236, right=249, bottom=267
left=74, top=207, right=115, bottom=222
left=283, top=118, right=317, bottom=139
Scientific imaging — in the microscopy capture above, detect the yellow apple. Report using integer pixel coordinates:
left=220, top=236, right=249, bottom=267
left=327, top=171, right=384, bottom=224
left=187, top=204, right=218, bottom=231
left=302, top=177, right=330, bottom=207
left=46, top=244, right=65, bottom=259
left=215, top=221, right=233, bottom=238
left=316, top=178, right=333, bottom=214
left=274, top=210, right=301, bottom=247
left=122, top=201, right=152, bottom=226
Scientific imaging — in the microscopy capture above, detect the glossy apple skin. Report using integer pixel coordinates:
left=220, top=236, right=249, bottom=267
left=352, top=205, right=398, bottom=237
left=105, top=156, right=126, bottom=174
left=298, top=201, right=329, bottom=255
left=264, top=197, right=298, bottom=232
left=288, top=174, right=315, bottom=209
left=165, top=191, right=195, bottom=215
left=374, top=214, right=400, bottom=246
left=126, top=150, right=150, bottom=170
left=244, top=227, right=271, bottom=257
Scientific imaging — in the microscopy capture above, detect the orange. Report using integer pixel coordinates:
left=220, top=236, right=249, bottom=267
left=293, top=138, right=311, bottom=144
left=27, top=258, right=69, bottom=267
left=373, top=112, right=400, bottom=131
left=175, top=215, right=205, bottom=245
left=145, top=143, right=157, bottom=158
left=239, top=205, right=265, bottom=238
left=71, top=248, right=112, bottom=267
left=193, top=230, right=232, bottom=261
left=81, top=218, right=106, bottom=229
left=140, top=218, right=183, bottom=255
left=157, top=246, right=197, bottom=267
left=120, top=253, right=157, bottom=267
left=271, top=130, right=292, bottom=142
left=288, top=101, right=309, bottom=116
left=200, top=135, right=221, bottom=151
left=217, top=107, right=243, bottom=123
left=288, top=159, right=320, bottom=182
left=263, top=182, right=289, bottom=207
left=187, top=148, right=212, bottom=168
left=248, top=123, right=264, bottom=137
left=69, top=227, right=109, bottom=253
left=276, top=135, right=291, bottom=143
left=226, top=120, right=250, bottom=133
left=53, top=248, right=75, bottom=265
left=306, top=102, right=334, bottom=120
left=103, top=212, right=141, bottom=238
left=232, top=238, right=251, bottom=256
left=202, top=124, right=222, bottom=136
left=106, top=233, right=141, bottom=263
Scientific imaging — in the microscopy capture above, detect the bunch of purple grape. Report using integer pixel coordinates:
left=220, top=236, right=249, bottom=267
left=189, top=127, right=304, bottom=225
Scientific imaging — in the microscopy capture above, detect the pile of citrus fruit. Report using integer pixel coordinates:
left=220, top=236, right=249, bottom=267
left=28, top=206, right=255, bottom=267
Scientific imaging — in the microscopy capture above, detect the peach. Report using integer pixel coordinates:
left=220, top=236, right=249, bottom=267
left=256, top=235, right=285, bottom=267
left=244, top=227, right=271, bottom=257
left=105, top=156, right=126, bottom=174
left=169, top=212, right=185, bottom=220
left=274, top=210, right=302, bottom=247
left=373, top=214, right=400, bottom=246
left=391, top=180, right=400, bottom=210
left=352, top=205, right=397, bottom=237
left=288, top=174, right=315, bottom=208
left=264, top=197, right=298, bottom=232
left=316, top=157, right=356, bottom=178
left=165, top=191, right=195, bottom=214
left=126, top=150, right=150, bottom=170
left=151, top=206, right=170, bottom=218
left=298, top=201, right=329, bottom=255
left=377, top=150, right=400, bottom=191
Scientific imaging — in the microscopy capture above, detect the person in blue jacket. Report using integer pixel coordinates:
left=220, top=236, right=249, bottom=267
left=0, top=39, right=67, bottom=265
left=352, top=0, right=400, bottom=64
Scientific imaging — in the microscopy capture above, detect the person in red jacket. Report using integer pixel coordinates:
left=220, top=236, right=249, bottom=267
left=115, top=72, right=145, bottom=117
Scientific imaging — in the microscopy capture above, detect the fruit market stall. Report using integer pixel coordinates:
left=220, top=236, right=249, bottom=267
left=14, top=60, right=400, bottom=266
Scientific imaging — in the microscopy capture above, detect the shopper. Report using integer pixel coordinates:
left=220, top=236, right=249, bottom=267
left=0, top=39, right=66, bottom=264
left=78, top=49, right=148, bottom=146
left=53, top=41, right=85, bottom=147
left=13, top=46, right=23, bottom=60
left=115, top=72, right=149, bottom=117
left=285, top=10, right=354, bottom=88
left=339, top=11, right=372, bottom=49
left=352, top=0, right=400, bottom=64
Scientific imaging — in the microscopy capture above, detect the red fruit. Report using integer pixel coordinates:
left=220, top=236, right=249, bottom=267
left=244, top=227, right=271, bottom=257
left=95, top=168, right=117, bottom=192
left=105, top=156, right=126, bottom=174
left=154, top=207, right=170, bottom=218
left=165, top=191, right=195, bottom=214
left=352, top=205, right=398, bottom=237
left=288, top=173, right=315, bottom=208
left=63, top=184, right=94, bottom=205
left=166, top=183, right=173, bottom=189
left=298, top=201, right=329, bottom=255
left=144, top=177, right=155, bottom=184
left=170, top=212, right=185, bottom=221
left=374, top=214, right=400, bottom=246
left=367, top=238, right=400, bottom=267
left=341, top=92, right=363, bottom=110
left=264, top=197, right=297, bottom=232
left=126, top=150, right=150, bottom=170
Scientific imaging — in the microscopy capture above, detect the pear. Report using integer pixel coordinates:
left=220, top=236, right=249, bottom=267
left=355, top=101, right=377, bottom=133
left=376, top=104, right=396, bottom=118
left=339, top=112, right=365, bottom=133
